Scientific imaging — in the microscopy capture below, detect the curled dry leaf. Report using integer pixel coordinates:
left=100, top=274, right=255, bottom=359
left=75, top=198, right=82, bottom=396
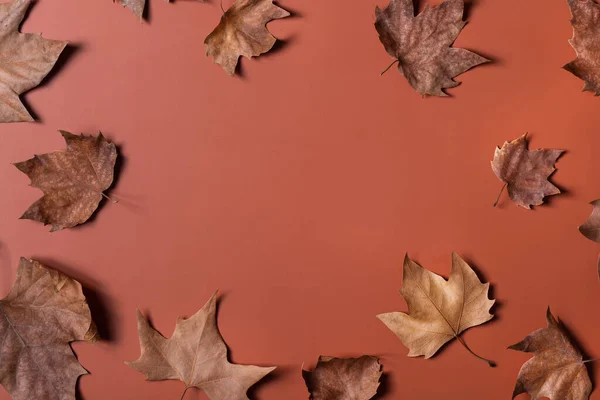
left=491, top=134, right=564, bottom=209
left=302, top=356, right=382, bottom=400
left=14, top=130, right=118, bottom=232
left=374, top=0, right=489, bottom=96
left=126, top=291, right=275, bottom=400
left=0, top=0, right=67, bottom=122
left=0, top=258, right=98, bottom=400
left=509, top=308, right=592, bottom=400
left=564, top=0, right=600, bottom=95
left=204, top=0, right=290, bottom=76
left=377, top=253, right=495, bottom=365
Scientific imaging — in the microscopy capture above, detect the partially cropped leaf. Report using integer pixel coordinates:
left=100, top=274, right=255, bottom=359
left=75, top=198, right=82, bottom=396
left=14, top=130, right=117, bottom=232
left=0, top=0, right=67, bottom=122
left=579, top=199, right=600, bottom=242
left=377, top=253, right=495, bottom=365
left=509, top=308, right=592, bottom=400
left=302, top=356, right=382, bottom=400
left=374, top=0, right=489, bottom=96
left=116, top=0, right=146, bottom=20
left=127, top=291, right=275, bottom=399
left=0, top=258, right=98, bottom=400
left=491, top=134, right=564, bottom=209
left=205, top=0, right=289, bottom=76
left=564, top=0, right=600, bottom=95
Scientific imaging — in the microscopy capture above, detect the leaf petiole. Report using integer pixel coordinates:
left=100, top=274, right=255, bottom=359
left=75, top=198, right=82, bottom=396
left=380, top=59, right=399, bottom=76
left=492, top=183, right=507, bottom=207
left=100, top=192, right=118, bottom=204
left=583, top=358, right=600, bottom=364
left=456, top=335, right=495, bottom=367
left=179, top=387, right=189, bottom=400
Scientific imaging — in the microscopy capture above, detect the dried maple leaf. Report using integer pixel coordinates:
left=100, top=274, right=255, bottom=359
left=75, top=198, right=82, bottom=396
left=302, top=356, right=382, bottom=400
left=491, top=134, right=564, bottom=209
left=377, top=253, right=495, bottom=365
left=127, top=291, right=275, bottom=400
left=14, top=130, right=118, bottom=232
left=204, top=0, right=290, bottom=76
left=564, top=0, right=600, bottom=95
left=374, top=0, right=489, bottom=96
left=0, top=258, right=98, bottom=400
left=0, top=0, right=68, bottom=123
left=509, top=308, right=592, bottom=400
left=116, top=0, right=146, bottom=20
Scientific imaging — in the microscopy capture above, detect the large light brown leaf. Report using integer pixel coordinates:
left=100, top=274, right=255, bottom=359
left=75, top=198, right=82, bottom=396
left=126, top=291, right=275, bottom=400
left=14, top=130, right=117, bottom=232
left=0, top=258, right=98, bottom=400
left=377, top=253, right=495, bottom=365
left=374, top=0, right=489, bottom=96
left=204, top=0, right=290, bottom=76
left=302, top=356, right=382, bottom=400
left=509, top=308, right=592, bottom=400
left=0, top=0, right=67, bottom=123
left=564, top=0, right=600, bottom=95
left=491, top=134, right=564, bottom=209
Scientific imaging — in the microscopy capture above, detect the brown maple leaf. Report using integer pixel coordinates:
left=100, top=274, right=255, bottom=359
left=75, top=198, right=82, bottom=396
left=491, top=134, right=564, bottom=209
left=14, top=130, right=118, bottom=232
left=302, top=356, right=382, bottom=400
left=204, top=0, right=290, bottom=76
left=0, top=0, right=67, bottom=123
left=374, top=0, right=489, bottom=96
left=509, top=308, right=592, bottom=400
left=126, top=291, right=275, bottom=400
left=377, top=253, right=495, bottom=366
left=116, top=0, right=146, bottom=20
left=564, top=0, right=600, bottom=95
left=0, top=258, right=98, bottom=400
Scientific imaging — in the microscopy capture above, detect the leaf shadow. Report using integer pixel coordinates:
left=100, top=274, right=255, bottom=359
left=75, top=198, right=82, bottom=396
left=21, top=43, right=81, bottom=122
left=275, top=1, right=302, bottom=19
left=463, top=0, right=478, bottom=20
left=216, top=292, right=280, bottom=400
left=142, top=0, right=151, bottom=22
left=247, top=365, right=288, bottom=399
left=27, top=257, right=117, bottom=343
left=24, top=257, right=116, bottom=400
left=232, top=2, right=298, bottom=78
left=261, top=35, right=297, bottom=59
left=38, top=44, right=81, bottom=90
left=548, top=312, right=595, bottom=389
left=372, top=371, right=391, bottom=399
left=460, top=255, right=501, bottom=319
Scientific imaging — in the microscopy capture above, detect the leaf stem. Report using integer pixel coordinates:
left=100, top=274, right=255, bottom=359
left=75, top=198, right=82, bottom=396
left=583, top=358, right=600, bottom=364
left=220, top=0, right=225, bottom=14
left=101, top=192, right=118, bottom=204
left=179, top=387, right=189, bottom=400
left=380, top=59, right=399, bottom=76
left=456, top=335, right=495, bottom=367
left=492, top=183, right=507, bottom=207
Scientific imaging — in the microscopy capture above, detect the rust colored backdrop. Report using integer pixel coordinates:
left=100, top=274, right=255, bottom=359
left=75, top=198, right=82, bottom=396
left=0, top=0, right=598, bottom=398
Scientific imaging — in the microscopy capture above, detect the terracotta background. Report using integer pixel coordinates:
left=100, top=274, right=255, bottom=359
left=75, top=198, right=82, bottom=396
left=1, top=0, right=600, bottom=398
